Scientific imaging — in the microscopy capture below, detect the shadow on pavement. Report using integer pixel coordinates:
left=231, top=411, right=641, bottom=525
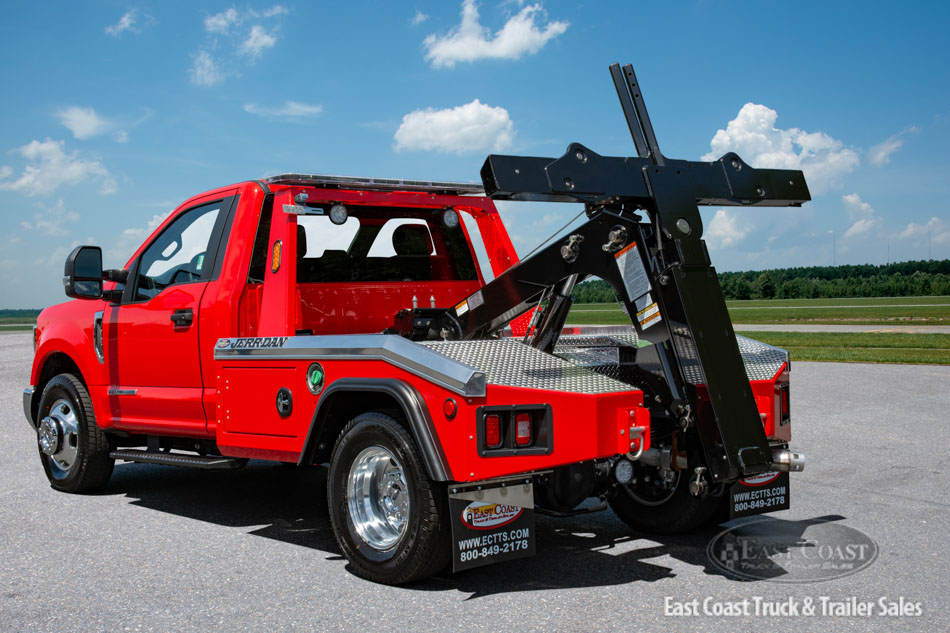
left=105, top=461, right=846, bottom=596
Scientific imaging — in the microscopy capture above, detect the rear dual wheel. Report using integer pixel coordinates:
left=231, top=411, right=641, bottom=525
left=327, top=412, right=450, bottom=585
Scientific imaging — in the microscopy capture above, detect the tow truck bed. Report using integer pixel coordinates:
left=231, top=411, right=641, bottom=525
left=419, top=331, right=789, bottom=391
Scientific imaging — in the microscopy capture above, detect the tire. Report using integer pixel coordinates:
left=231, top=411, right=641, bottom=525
left=36, top=373, right=114, bottom=493
left=609, top=469, right=724, bottom=535
left=327, top=411, right=450, bottom=585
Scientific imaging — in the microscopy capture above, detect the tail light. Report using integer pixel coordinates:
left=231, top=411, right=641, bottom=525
left=770, top=364, right=791, bottom=442
left=476, top=405, right=552, bottom=456
left=484, top=414, right=502, bottom=448
left=514, top=413, right=532, bottom=446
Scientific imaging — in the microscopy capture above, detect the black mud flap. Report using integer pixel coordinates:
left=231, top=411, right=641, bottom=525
left=449, top=483, right=536, bottom=572
left=729, top=471, right=790, bottom=520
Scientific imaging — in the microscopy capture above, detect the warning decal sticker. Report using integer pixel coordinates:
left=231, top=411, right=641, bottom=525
left=617, top=242, right=662, bottom=330
left=467, top=290, right=485, bottom=310
left=614, top=241, right=651, bottom=301
left=635, top=292, right=662, bottom=330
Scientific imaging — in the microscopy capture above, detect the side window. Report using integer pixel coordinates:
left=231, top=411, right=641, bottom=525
left=133, top=201, right=223, bottom=301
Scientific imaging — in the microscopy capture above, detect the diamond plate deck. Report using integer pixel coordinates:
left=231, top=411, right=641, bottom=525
left=420, top=332, right=787, bottom=393
left=419, top=339, right=634, bottom=394
left=554, top=330, right=787, bottom=383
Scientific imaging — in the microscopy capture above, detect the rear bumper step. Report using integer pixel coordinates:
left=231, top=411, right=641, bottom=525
left=110, top=450, right=244, bottom=470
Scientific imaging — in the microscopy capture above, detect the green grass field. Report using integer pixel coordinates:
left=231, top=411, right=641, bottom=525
left=735, top=331, right=950, bottom=365
left=566, top=296, right=950, bottom=326
left=563, top=297, right=950, bottom=364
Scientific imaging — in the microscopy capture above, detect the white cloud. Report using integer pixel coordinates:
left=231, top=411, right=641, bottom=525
left=705, top=209, right=751, bottom=249
left=703, top=103, right=859, bottom=195
left=898, top=217, right=950, bottom=245
left=0, top=139, right=116, bottom=197
left=105, top=10, right=136, bottom=36
left=57, top=106, right=147, bottom=142
left=0, top=166, right=12, bottom=179
left=57, top=106, right=110, bottom=140
left=394, top=99, right=514, bottom=154
left=57, top=107, right=138, bottom=143
left=244, top=101, right=323, bottom=119
left=255, top=5, right=288, bottom=18
left=841, top=193, right=882, bottom=239
left=107, top=212, right=171, bottom=266
left=411, top=10, right=429, bottom=25
left=868, top=126, right=920, bottom=167
left=423, top=0, right=568, bottom=68
left=193, top=6, right=286, bottom=84
left=20, top=200, right=80, bottom=236
left=205, top=7, right=240, bottom=33
left=190, top=50, right=223, bottom=86
left=868, top=136, right=902, bottom=167
left=239, top=25, right=277, bottom=58
left=36, top=242, right=82, bottom=271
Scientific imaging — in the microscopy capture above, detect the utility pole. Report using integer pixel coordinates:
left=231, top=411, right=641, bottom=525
left=929, top=224, right=932, bottom=260
left=832, top=231, right=836, bottom=266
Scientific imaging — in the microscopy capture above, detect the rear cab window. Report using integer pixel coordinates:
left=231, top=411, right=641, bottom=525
left=296, top=206, right=479, bottom=283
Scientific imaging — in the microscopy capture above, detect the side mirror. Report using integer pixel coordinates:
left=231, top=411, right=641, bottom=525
left=64, top=246, right=103, bottom=300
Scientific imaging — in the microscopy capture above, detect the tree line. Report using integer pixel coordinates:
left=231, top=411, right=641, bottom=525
left=572, top=259, right=950, bottom=302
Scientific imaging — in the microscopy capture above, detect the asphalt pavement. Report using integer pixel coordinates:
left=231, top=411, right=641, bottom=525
left=2, top=331, right=948, bottom=632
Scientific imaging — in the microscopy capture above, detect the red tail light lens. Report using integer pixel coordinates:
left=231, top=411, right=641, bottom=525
left=485, top=414, right=502, bottom=448
left=515, top=413, right=532, bottom=446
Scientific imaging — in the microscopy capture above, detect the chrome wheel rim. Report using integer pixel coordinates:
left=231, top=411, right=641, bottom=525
left=346, top=446, right=410, bottom=550
left=38, top=398, right=80, bottom=479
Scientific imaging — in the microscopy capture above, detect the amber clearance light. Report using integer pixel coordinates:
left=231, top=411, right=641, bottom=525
left=271, top=240, right=282, bottom=273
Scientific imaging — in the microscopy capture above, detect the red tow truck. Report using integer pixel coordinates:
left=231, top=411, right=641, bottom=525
left=23, top=64, right=807, bottom=584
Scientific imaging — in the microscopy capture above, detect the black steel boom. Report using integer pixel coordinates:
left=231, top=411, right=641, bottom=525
left=461, top=63, right=811, bottom=484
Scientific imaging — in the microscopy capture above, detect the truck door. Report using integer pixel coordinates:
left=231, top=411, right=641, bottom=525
left=108, top=195, right=235, bottom=436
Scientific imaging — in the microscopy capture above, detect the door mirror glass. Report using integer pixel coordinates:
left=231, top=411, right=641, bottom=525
left=64, top=246, right=103, bottom=299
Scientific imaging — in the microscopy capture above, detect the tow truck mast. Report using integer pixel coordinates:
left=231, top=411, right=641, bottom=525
left=395, top=63, right=811, bottom=490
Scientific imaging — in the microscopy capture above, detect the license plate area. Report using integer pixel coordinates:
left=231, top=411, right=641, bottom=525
left=448, top=477, right=537, bottom=572
left=729, top=471, right=790, bottom=519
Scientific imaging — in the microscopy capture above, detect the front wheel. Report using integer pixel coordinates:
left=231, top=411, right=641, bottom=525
left=328, top=412, right=450, bottom=584
left=36, top=373, right=114, bottom=493
left=609, top=466, right=725, bottom=535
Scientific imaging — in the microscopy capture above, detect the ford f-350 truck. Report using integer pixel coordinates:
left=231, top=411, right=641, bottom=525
left=23, top=63, right=807, bottom=584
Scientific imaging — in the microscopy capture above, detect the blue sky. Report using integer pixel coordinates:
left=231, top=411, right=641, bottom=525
left=1, top=1, right=948, bottom=308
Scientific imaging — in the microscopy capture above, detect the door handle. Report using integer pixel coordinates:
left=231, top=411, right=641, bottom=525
left=170, top=309, right=193, bottom=327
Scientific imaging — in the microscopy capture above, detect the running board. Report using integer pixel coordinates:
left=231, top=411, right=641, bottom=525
left=110, top=450, right=244, bottom=470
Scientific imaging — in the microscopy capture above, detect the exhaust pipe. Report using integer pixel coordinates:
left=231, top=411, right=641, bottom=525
left=772, top=448, right=806, bottom=472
